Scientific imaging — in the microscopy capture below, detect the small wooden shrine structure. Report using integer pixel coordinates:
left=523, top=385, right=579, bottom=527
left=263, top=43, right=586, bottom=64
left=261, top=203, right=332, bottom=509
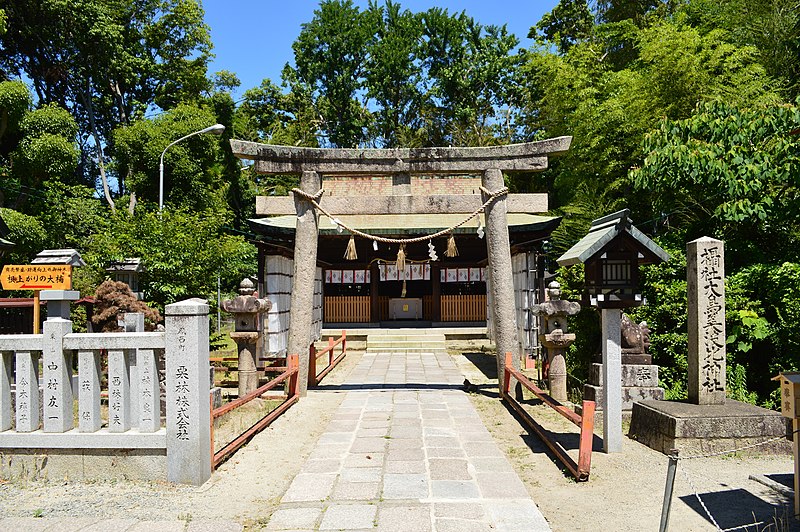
left=231, top=138, right=572, bottom=395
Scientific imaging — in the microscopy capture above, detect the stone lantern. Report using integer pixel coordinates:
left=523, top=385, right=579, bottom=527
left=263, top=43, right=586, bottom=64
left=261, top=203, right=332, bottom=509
left=531, top=281, right=580, bottom=402
left=221, top=278, right=271, bottom=397
left=557, top=209, right=670, bottom=453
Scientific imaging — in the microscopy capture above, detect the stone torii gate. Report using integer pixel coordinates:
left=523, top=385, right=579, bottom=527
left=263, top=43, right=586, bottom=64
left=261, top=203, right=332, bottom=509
left=231, top=138, right=572, bottom=396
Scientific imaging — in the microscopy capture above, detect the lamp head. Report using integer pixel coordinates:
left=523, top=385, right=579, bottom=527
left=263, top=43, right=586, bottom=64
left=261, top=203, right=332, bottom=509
left=200, top=123, right=226, bottom=135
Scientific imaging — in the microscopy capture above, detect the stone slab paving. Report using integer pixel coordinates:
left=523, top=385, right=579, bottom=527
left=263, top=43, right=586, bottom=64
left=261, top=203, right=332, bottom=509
left=0, top=519, right=242, bottom=532
left=266, top=351, right=551, bottom=531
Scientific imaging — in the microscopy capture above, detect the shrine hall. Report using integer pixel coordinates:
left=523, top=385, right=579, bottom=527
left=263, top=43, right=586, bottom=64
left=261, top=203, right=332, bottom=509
left=249, top=173, right=561, bottom=326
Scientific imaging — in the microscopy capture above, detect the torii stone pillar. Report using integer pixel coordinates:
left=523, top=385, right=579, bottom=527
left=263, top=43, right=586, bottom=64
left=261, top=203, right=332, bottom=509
left=482, top=168, right=520, bottom=392
left=286, top=170, right=321, bottom=397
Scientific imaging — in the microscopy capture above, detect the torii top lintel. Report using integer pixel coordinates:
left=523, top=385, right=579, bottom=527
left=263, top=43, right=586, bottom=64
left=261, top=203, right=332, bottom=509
left=230, top=136, right=572, bottom=175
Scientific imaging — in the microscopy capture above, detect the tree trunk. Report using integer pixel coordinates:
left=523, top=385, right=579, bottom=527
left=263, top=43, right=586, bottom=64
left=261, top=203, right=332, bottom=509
left=82, top=82, right=115, bottom=212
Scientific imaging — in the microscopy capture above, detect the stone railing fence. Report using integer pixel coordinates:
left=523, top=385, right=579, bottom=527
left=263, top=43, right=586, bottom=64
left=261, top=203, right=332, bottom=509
left=0, top=298, right=212, bottom=485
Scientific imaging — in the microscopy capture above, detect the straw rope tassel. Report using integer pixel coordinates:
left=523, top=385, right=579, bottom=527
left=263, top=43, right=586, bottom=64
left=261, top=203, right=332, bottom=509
left=345, top=234, right=358, bottom=260
left=396, top=244, right=406, bottom=273
left=445, top=233, right=459, bottom=257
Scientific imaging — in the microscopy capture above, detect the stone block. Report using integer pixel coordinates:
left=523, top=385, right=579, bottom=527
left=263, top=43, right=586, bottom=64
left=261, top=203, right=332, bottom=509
left=629, top=399, right=791, bottom=455
left=0, top=448, right=167, bottom=481
left=319, top=504, right=376, bottom=530
left=42, top=319, right=73, bottom=432
left=14, top=351, right=39, bottom=432
left=0, top=352, right=11, bottom=431
left=687, top=237, right=726, bottom=405
left=377, top=505, right=432, bottom=532
left=589, top=363, right=659, bottom=387
left=164, top=298, right=211, bottom=485
left=77, top=350, right=102, bottom=432
left=429, top=459, right=470, bottom=480
left=107, top=349, right=131, bottom=432
left=430, top=480, right=481, bottom=499
left=584, top=384, right=665, bottom=410
left=382, top=473, right=429, bottom=499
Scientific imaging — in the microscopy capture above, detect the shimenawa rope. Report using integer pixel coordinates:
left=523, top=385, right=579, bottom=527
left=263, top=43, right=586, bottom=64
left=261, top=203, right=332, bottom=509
left=290, top=186, right=509, bottom=245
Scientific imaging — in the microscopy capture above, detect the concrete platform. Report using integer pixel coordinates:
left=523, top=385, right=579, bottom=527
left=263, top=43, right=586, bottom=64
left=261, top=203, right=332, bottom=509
left=629, top=399, right=791, bottom=456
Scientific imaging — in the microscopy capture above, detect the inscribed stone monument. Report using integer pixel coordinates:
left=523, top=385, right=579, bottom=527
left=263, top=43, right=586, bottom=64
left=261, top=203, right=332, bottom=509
left=687, top=237, right=726, bottom=405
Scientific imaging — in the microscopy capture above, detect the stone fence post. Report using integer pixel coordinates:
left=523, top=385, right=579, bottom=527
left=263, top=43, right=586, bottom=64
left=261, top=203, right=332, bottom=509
left=164, top=299, right=211, bottom=485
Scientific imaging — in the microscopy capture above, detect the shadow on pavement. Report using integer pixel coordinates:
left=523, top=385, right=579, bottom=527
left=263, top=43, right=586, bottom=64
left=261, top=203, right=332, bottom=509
left=679, top=488, right=797, bottom=531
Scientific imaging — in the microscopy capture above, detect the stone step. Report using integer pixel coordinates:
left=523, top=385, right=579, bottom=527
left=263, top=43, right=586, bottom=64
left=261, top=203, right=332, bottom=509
left=367, top=340, right=445, bottom=348
left=366, top=348, right=448, bottom=354
left=368, top=334, right=446, bottom=342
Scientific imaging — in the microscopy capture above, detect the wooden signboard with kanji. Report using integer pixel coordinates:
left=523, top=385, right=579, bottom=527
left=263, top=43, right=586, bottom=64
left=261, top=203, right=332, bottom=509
left=1, top=264, right=72, bottom=291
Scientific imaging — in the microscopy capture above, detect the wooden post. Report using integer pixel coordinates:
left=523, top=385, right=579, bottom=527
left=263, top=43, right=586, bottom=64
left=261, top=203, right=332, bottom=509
left=432, top=264, right=441, bottom=322
left=503, top=352, right=513, bottom=397
left=287, top=354, right=299, bottom=398
left=308, top=343, right=317, bottom=388
left=286, top=170, right=321, bottom=397
left=370, top=262, right=379, bottom=323
left=32, top=290, right=40, bottom=334
left=328, top=336, right=335, bottom=366
left=794, top=417, right=800, bottom=519
left=483, top=169, right=519, bottom=393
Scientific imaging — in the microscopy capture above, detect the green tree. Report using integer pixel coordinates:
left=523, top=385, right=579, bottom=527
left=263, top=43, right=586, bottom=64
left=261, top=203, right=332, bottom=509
left=0, top=0, right=212, bottom=208
left=364, top=1, right=424, bottom=147
left=631, top=100, right=800, bottom=258
left=420, top=8, right=522, bottom=146
left=83, top=207, right=254, bottom=312
left=113, top=104, right=227, bottom=213
left=684, top=0, right=800, bottom=99
left=290, top=0, right=375, bottom=147
left=0, top=207, right=46, bottom=264
left=530, top=0, right=594, bottom=54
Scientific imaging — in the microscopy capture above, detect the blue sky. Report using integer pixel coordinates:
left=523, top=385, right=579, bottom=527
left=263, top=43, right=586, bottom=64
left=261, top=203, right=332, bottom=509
left=203, top=0, right=559, bottom=97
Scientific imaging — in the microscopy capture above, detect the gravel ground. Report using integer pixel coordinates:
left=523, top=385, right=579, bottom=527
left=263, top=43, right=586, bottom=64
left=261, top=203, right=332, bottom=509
left=0, top=349, right=797, bottom=531
left=454, top=351, right=799, bottom=532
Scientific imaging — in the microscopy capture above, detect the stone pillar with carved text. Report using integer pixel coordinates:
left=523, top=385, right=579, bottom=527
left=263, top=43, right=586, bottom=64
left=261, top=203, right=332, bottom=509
left=687, top=237, right=726, bottom=405
left=287, top=170, right=321, bottom=397
left=165, top=298, right=211, bottom=485
left=482, top=168, right=520, bottom=391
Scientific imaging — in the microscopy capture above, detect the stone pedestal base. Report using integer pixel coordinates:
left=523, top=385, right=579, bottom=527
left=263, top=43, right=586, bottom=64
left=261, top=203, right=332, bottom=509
left=629, top=399, right=791, bottom=456
left=584, top=363, right=665, bottom=410
left=584, top=384, right=665, bottom=410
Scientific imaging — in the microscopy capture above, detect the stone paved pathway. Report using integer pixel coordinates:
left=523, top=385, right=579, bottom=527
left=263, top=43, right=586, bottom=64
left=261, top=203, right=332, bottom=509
left=265, top=351, right=551, bottom=531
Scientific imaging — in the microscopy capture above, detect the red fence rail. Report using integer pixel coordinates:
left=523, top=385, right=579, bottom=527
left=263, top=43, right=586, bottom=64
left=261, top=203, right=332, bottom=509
left=211, top=354, right=299, bottom=469
left=502, top=352, right=596, bottom=481
left=309, top=330, right=347, bottom=387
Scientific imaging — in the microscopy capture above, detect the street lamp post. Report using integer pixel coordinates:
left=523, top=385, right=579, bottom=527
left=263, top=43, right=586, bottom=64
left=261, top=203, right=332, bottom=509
left=159, top=123, right=226, bottom=213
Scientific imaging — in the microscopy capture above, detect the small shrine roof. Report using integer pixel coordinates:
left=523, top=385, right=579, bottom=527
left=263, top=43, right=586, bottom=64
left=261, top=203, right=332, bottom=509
left=105, top=258, right=144, bottom=273
left=557, top=209, right=670, bottom=266
left=31, top=248, right=86, bottom=266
